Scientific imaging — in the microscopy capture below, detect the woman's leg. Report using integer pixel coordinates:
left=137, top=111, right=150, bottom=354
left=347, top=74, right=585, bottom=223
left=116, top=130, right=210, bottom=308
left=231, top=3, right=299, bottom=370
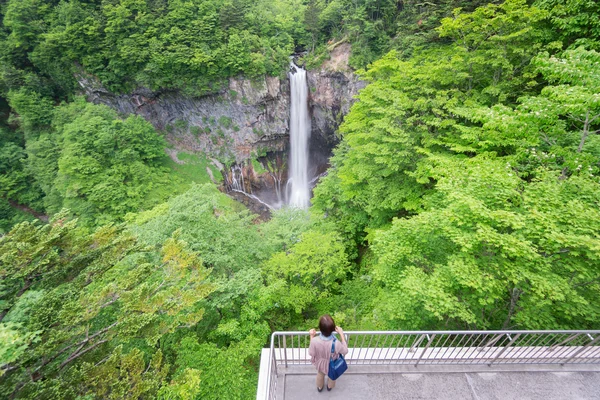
left=316, top=371, right=325, bottom=390
left=327, top=377, right=336, bottom=389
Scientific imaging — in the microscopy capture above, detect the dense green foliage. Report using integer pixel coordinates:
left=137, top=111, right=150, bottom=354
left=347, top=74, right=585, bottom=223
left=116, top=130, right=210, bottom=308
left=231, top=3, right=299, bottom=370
left=313, top=0, right=600, bottom=330
left=0, top=186, right=340, bottom=398
left=536, top=0, right=600, bottom=50
left=0, top=0, right=514, bottom=98
left=0, top=0, right=305, bottom=97
left=1, top=0, right=600, bottom=398
left=303, top=0, right=503, bottom=68
left=6, top=93, right=176, bottom=226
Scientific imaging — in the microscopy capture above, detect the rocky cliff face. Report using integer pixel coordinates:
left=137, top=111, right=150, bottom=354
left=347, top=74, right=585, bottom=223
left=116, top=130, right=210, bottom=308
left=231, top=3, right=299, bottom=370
left=78, top=74, right=290, bottom=163
left=307, top=43, right=365, bottom=149
left=78, top=44, right=364, bottom=165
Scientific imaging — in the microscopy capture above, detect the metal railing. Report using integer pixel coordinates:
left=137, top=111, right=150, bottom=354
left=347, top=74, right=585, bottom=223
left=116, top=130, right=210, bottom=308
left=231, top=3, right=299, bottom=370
left=262, top=330, right=600, bottom=400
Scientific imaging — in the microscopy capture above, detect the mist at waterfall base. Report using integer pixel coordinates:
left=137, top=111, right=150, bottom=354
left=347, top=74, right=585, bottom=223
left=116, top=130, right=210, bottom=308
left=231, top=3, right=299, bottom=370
left=228, top=62, right=329, bottom=212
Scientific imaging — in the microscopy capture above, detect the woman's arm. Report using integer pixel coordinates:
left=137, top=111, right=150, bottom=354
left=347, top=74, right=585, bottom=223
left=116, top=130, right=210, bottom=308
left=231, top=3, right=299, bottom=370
left=335, top=326, right=349, bottom=355
left=308, top=328, right=317, bottom=356
left=335, top=326, right=346, bottom=343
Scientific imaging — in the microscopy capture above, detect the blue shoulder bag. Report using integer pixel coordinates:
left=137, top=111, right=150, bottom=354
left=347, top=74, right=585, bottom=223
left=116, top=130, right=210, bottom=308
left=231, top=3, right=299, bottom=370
left=328, top=338, right=348, bottom=380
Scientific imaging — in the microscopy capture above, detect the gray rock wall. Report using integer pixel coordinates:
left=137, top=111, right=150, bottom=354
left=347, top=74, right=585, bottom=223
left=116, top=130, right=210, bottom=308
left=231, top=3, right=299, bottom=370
left=308, top=69, right=365, bottom=147
left=78, top=75, right=290, bottom=163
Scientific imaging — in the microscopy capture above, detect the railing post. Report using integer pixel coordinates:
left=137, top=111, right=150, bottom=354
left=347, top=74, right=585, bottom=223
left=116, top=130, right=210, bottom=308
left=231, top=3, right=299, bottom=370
left=561, top=334, right=600, bottom=365
left=488, top=333, right=520, bottom=366
left=548, top=333, right=580, bottom=353
left=283, top=335, right=288, bottom=368
left=478, top=333, right=504, bottom=351
left=415, top=333, right=436, bottom=367
left=409, top=334, right=426, bottom=353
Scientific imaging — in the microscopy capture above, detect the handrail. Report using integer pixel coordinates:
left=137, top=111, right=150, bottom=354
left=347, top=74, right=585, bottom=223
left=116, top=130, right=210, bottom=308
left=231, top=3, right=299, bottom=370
left=269, top=330, right=600, bottom=335
left=259, top=330, right=600, bottom=400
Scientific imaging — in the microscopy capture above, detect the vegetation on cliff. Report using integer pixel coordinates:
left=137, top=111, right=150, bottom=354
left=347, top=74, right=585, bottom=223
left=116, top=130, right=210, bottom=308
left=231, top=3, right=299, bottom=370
left=0, top=0, right=306, bottom=97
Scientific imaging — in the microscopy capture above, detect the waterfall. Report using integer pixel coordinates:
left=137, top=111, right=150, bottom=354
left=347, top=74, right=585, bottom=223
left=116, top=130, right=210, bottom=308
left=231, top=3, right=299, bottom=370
left=230, top=165, right=245, bottom=192
left=224, top=62, right=314, bottom=213
left=288, top=62, right=311, bottom=209
left=268, top=170, right=283, bottom=205
left=229, top=164, right=275, bottom=211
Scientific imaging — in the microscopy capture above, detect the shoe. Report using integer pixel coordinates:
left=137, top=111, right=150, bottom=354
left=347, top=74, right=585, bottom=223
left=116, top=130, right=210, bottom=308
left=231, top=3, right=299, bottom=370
left=327, top=386, right=332, bottom=391
left=317, top=387, right=323, bottom=392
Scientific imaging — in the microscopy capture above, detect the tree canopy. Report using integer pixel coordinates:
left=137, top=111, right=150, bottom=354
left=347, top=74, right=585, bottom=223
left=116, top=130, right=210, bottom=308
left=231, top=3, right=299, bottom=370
left=313, top=1, right=600, bottom=330
left=1, top=0, right=600, bottom=398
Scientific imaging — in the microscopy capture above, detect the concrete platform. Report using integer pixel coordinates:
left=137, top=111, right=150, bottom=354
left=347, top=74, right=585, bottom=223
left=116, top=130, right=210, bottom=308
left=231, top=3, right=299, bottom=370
left=281, top=368, right=600, bottom=400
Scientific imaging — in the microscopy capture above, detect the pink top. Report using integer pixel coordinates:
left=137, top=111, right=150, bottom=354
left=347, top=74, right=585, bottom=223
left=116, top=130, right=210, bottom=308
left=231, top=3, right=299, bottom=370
left=309, top=336, right=349, bottom=375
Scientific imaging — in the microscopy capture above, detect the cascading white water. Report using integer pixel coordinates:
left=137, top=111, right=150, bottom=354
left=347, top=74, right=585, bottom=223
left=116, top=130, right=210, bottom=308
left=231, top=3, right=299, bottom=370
left=288, top=63, right=311, bottom=209
left=230, top=165, right=245, bottom=192
left=229, top=164, right=275, bottom=211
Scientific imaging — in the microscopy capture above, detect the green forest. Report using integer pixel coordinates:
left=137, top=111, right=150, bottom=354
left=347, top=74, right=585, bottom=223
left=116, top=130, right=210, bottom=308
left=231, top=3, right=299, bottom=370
left=1, top=0, right=599, bottom=398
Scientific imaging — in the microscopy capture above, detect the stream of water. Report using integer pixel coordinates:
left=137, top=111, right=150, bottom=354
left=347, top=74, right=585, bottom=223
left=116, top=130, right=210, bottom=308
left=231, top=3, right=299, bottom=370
left=287, top=62, right=311, bottom=209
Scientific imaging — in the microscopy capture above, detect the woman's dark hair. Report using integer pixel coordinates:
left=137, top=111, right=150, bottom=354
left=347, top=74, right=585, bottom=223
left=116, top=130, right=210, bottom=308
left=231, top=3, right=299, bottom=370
left=318, top=314, right=336, bottom=336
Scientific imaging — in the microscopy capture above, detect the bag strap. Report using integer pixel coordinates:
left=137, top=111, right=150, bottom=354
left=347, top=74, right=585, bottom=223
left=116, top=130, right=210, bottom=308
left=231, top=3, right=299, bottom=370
left=330, top=338, right=336, bottom=359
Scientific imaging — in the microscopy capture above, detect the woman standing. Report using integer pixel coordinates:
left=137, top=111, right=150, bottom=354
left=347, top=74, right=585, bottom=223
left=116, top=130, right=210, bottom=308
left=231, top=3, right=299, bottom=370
left=308, top=315, right=349, bottom=392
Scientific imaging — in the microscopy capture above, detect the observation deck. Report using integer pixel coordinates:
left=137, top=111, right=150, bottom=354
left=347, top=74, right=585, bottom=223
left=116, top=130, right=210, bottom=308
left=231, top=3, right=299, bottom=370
left=256, top=331, right=600, bottom=400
